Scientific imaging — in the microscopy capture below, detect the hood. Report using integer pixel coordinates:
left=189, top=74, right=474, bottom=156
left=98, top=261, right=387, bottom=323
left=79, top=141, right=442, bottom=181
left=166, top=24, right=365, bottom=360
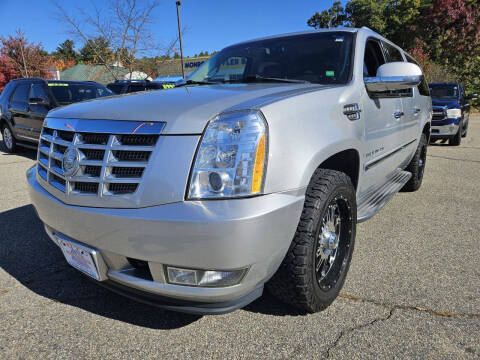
left=432, top=97, right=460, bottom=109
left=47, top=83, right=325, bottom=134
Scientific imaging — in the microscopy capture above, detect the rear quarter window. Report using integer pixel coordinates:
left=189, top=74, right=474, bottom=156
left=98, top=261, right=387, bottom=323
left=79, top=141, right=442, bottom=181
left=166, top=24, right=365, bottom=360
left=11, top=83, right=31, bottom=103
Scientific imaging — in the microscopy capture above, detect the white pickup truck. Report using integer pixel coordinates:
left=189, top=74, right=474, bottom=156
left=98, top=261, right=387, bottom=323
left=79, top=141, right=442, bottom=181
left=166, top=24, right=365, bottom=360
left=27, top=27, right=431, bottom=314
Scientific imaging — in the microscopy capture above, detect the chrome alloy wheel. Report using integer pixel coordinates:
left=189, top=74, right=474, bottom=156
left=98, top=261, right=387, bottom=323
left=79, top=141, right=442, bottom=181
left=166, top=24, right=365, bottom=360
left=314, top=195, right=353, bottom=291
left=316, top=202, right=341, bottom=281
left=3, top=127, right=13, bottom=150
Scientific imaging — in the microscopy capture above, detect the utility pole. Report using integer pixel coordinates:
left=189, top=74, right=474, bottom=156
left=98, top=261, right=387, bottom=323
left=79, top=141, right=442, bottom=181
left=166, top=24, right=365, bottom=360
left=19, top=38, right=29, bottom=77
left=176, top=1, right=185, bottom=79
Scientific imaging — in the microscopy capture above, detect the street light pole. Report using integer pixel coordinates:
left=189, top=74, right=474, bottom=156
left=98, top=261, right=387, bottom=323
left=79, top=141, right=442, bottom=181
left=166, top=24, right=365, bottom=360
left=176, top=1, right=185, bottom=79
left=19, top=38, right=29, bottom=77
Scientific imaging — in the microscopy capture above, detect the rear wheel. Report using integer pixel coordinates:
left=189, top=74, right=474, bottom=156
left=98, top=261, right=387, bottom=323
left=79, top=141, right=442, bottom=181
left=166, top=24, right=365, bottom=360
left=401, top=133, right=427, bottom=192
left=267, top=169, right=356, bottom=313
left=1, top=124, right=16, bottom=153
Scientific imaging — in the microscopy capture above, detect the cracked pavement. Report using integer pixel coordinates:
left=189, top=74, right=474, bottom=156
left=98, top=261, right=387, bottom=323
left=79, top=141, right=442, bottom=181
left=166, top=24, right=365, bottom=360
left=1, top=115, right=479, bottom=359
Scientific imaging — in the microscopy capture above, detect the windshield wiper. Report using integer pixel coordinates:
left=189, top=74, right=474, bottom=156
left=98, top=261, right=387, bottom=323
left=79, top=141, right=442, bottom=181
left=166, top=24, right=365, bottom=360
left=175, top=80, right=218, bottom=87
left=234, top=75, right=310, bottom=84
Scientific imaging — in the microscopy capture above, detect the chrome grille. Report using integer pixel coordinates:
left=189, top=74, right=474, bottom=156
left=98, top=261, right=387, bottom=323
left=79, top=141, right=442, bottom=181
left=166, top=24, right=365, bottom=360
left=37, top=119, right=164, bottom=197
left=432, top=107, right=446, bottom=121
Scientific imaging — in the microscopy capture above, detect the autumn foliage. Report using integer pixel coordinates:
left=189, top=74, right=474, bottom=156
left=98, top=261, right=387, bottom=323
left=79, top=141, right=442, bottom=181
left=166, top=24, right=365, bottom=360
left=0, top=30, right=57, bottom=92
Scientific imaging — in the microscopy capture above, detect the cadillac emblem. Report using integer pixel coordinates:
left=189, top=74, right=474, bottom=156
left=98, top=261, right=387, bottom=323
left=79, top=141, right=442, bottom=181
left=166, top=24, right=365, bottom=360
left=62, top=147, right=80, bottom=177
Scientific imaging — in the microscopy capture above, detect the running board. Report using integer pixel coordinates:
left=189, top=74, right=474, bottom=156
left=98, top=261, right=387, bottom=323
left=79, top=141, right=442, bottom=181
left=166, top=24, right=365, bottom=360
left=357, top=169, right=412, bottom=223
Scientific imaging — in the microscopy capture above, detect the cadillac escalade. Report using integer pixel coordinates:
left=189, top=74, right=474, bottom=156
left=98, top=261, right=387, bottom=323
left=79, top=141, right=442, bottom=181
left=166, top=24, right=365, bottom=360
left=27, top=28, right=432, bottom=314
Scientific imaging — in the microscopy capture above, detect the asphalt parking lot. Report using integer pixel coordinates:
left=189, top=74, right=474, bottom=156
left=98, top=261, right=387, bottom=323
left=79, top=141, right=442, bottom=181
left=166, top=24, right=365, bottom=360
left=1, top=115, right=479, bottom=359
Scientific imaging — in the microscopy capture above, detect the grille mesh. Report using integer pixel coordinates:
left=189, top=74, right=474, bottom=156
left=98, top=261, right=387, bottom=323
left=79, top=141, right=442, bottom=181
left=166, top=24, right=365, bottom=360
left=81, top=133, right=109, bottom=145
left=74, top=182, right=99, bottom=194
left=108, top=183, right=138, bottom=194
left=113, top=150, right=150, bottom=162
left=111, top=167, right=144, bottom=178
left=80, top=149, right=105, bottom=160
left=37, top=124, right=160, bottom=197
left=84, top=165, right=102, bottom=177
left=120, top=135, right=159, bottom=146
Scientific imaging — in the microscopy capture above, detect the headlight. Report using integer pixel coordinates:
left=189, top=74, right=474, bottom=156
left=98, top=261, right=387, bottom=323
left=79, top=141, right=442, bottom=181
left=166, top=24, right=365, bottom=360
left=188, top=110, right=268, bottom=199
left=446, top=108, right=461, bottom=118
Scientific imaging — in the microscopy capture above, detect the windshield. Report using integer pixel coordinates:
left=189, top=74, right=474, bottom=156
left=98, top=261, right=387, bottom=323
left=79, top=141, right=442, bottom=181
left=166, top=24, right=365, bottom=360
left=187, top=32, right=354, bottom=85
left=48, top=82, right=113, bottom=105
left=429, top=84, right=458, bottom=99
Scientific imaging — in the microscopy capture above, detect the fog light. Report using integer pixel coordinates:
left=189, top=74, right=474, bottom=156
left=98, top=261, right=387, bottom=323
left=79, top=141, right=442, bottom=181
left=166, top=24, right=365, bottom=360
left=166, top=266, right=248, bottom=287
left=167, top=267, right=197, bottom=285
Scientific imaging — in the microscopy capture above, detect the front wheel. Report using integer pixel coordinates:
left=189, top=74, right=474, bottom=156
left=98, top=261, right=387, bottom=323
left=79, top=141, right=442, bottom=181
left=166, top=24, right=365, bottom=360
left=449, top=120, right=462, bottom=146
left=267, top=169, right=356, bottom=313
left=1, top=124, right=17, bottom=153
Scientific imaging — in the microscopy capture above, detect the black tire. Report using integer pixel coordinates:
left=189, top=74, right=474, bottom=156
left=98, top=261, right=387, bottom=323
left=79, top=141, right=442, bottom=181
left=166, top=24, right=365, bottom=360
left=1, top=123, right=17, bottom=153
left=462, top=117, right=468, bottom=138
left=267, top=169, right=356, bottom=313
left=449, top=120, right=462, bottom=146
left=401, top=133, right=427, bottom=192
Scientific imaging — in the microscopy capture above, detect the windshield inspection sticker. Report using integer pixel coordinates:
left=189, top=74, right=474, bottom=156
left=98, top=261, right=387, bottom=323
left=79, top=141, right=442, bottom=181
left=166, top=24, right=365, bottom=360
left=48, top=83, right=69, bottom=86
left=326, top=70, right=335, bottom=77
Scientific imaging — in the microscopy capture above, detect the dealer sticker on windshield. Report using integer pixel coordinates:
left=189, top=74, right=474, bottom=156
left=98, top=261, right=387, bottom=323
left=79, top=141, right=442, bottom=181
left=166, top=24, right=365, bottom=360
left=58, top=239, right=100, bottom=280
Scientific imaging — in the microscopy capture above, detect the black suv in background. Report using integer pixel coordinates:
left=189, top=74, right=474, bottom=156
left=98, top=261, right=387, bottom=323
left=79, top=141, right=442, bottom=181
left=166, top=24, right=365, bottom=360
left=429, top=82, right=477, bottom=145
left=0, top=78, right=112, bottom=152
left=106, top=79, right=175, bottom=94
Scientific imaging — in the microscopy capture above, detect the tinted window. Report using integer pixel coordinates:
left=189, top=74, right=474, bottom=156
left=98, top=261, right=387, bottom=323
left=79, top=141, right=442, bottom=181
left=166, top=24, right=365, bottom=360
left=364, top=39, right=386, bottom=77
left=48, top=83, right=113, bottom=105
left=127, top=84, right=146, bottom=93
left=189, top=32, right=355, bottom=84
left=107, top=84, right=124, bottom=94
left=383, top=42, right=404, bottom=62
left=11, top=84, right=30, bottom=103
left=429, top=84, right=458, bottom=99
left=30, top=84, right=49, bottom=99
left=146, top=83, right=164, bottom=90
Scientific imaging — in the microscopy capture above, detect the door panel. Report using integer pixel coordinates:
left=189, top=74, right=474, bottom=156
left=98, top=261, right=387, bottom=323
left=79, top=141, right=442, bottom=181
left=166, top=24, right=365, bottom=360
left=28, top=83, right=51, bottom=139
left=9, top=83, right=31, bottom=138
left=360, top=39, right=406, bottom=194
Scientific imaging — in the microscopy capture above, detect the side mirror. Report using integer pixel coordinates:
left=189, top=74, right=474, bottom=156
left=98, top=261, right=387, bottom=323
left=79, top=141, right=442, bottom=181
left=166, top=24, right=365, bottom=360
left=29, top=97, right=50, bottom=107
left=466, top=93, right=478, bottom=100
left=364, top=62, right=422, bottom=92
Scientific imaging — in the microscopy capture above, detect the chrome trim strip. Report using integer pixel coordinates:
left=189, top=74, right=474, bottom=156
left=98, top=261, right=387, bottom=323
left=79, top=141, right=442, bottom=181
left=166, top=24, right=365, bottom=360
left=44, top=117, right=166, bottom=135
left=365, top=139, right=417, bottom=171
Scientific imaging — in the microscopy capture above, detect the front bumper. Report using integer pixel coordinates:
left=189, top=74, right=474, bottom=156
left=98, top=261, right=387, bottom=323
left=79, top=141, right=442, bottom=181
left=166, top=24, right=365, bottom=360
left=27, top=166, right=304, bottom=314
left=431, top=117, right=461, bottom=137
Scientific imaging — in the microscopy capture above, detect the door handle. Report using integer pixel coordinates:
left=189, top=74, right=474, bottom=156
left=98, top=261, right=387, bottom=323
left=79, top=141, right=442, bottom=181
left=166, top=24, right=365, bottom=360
left=413, top=107, right=421, bottom=115
left=393, top=111, right=404, bottom=119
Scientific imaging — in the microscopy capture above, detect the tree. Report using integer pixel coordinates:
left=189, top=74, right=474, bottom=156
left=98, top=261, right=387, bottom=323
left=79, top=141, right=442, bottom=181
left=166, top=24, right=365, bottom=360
left=0, top=30, right=53, bottom=79
left=307, top=1, right=348, bottom=29
left=54, top=0, right=181, bottom=80
left=55, top=39, right=79, bottom=63
left=307, top=0, right=480, bottom=93
left=423, top=0, right=480, bottom=91
left=53, top=58, right=76, bottom=72
left=79, top=37, right=114, bottom=64
left=0, top=55, right=18, bottom=92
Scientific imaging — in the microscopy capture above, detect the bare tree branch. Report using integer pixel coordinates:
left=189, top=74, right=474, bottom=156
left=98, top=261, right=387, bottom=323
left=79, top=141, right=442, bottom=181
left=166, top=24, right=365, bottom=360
left=53, top=0, right=179, bottom=82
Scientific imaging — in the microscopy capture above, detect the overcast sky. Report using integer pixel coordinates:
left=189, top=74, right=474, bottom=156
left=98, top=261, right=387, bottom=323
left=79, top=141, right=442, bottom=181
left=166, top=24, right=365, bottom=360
left=0, top=0, right=341, bottom=57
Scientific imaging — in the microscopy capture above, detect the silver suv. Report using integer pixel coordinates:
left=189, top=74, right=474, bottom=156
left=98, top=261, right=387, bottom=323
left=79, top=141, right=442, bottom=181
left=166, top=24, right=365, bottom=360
left=27, top=28, right=431, bottom=314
